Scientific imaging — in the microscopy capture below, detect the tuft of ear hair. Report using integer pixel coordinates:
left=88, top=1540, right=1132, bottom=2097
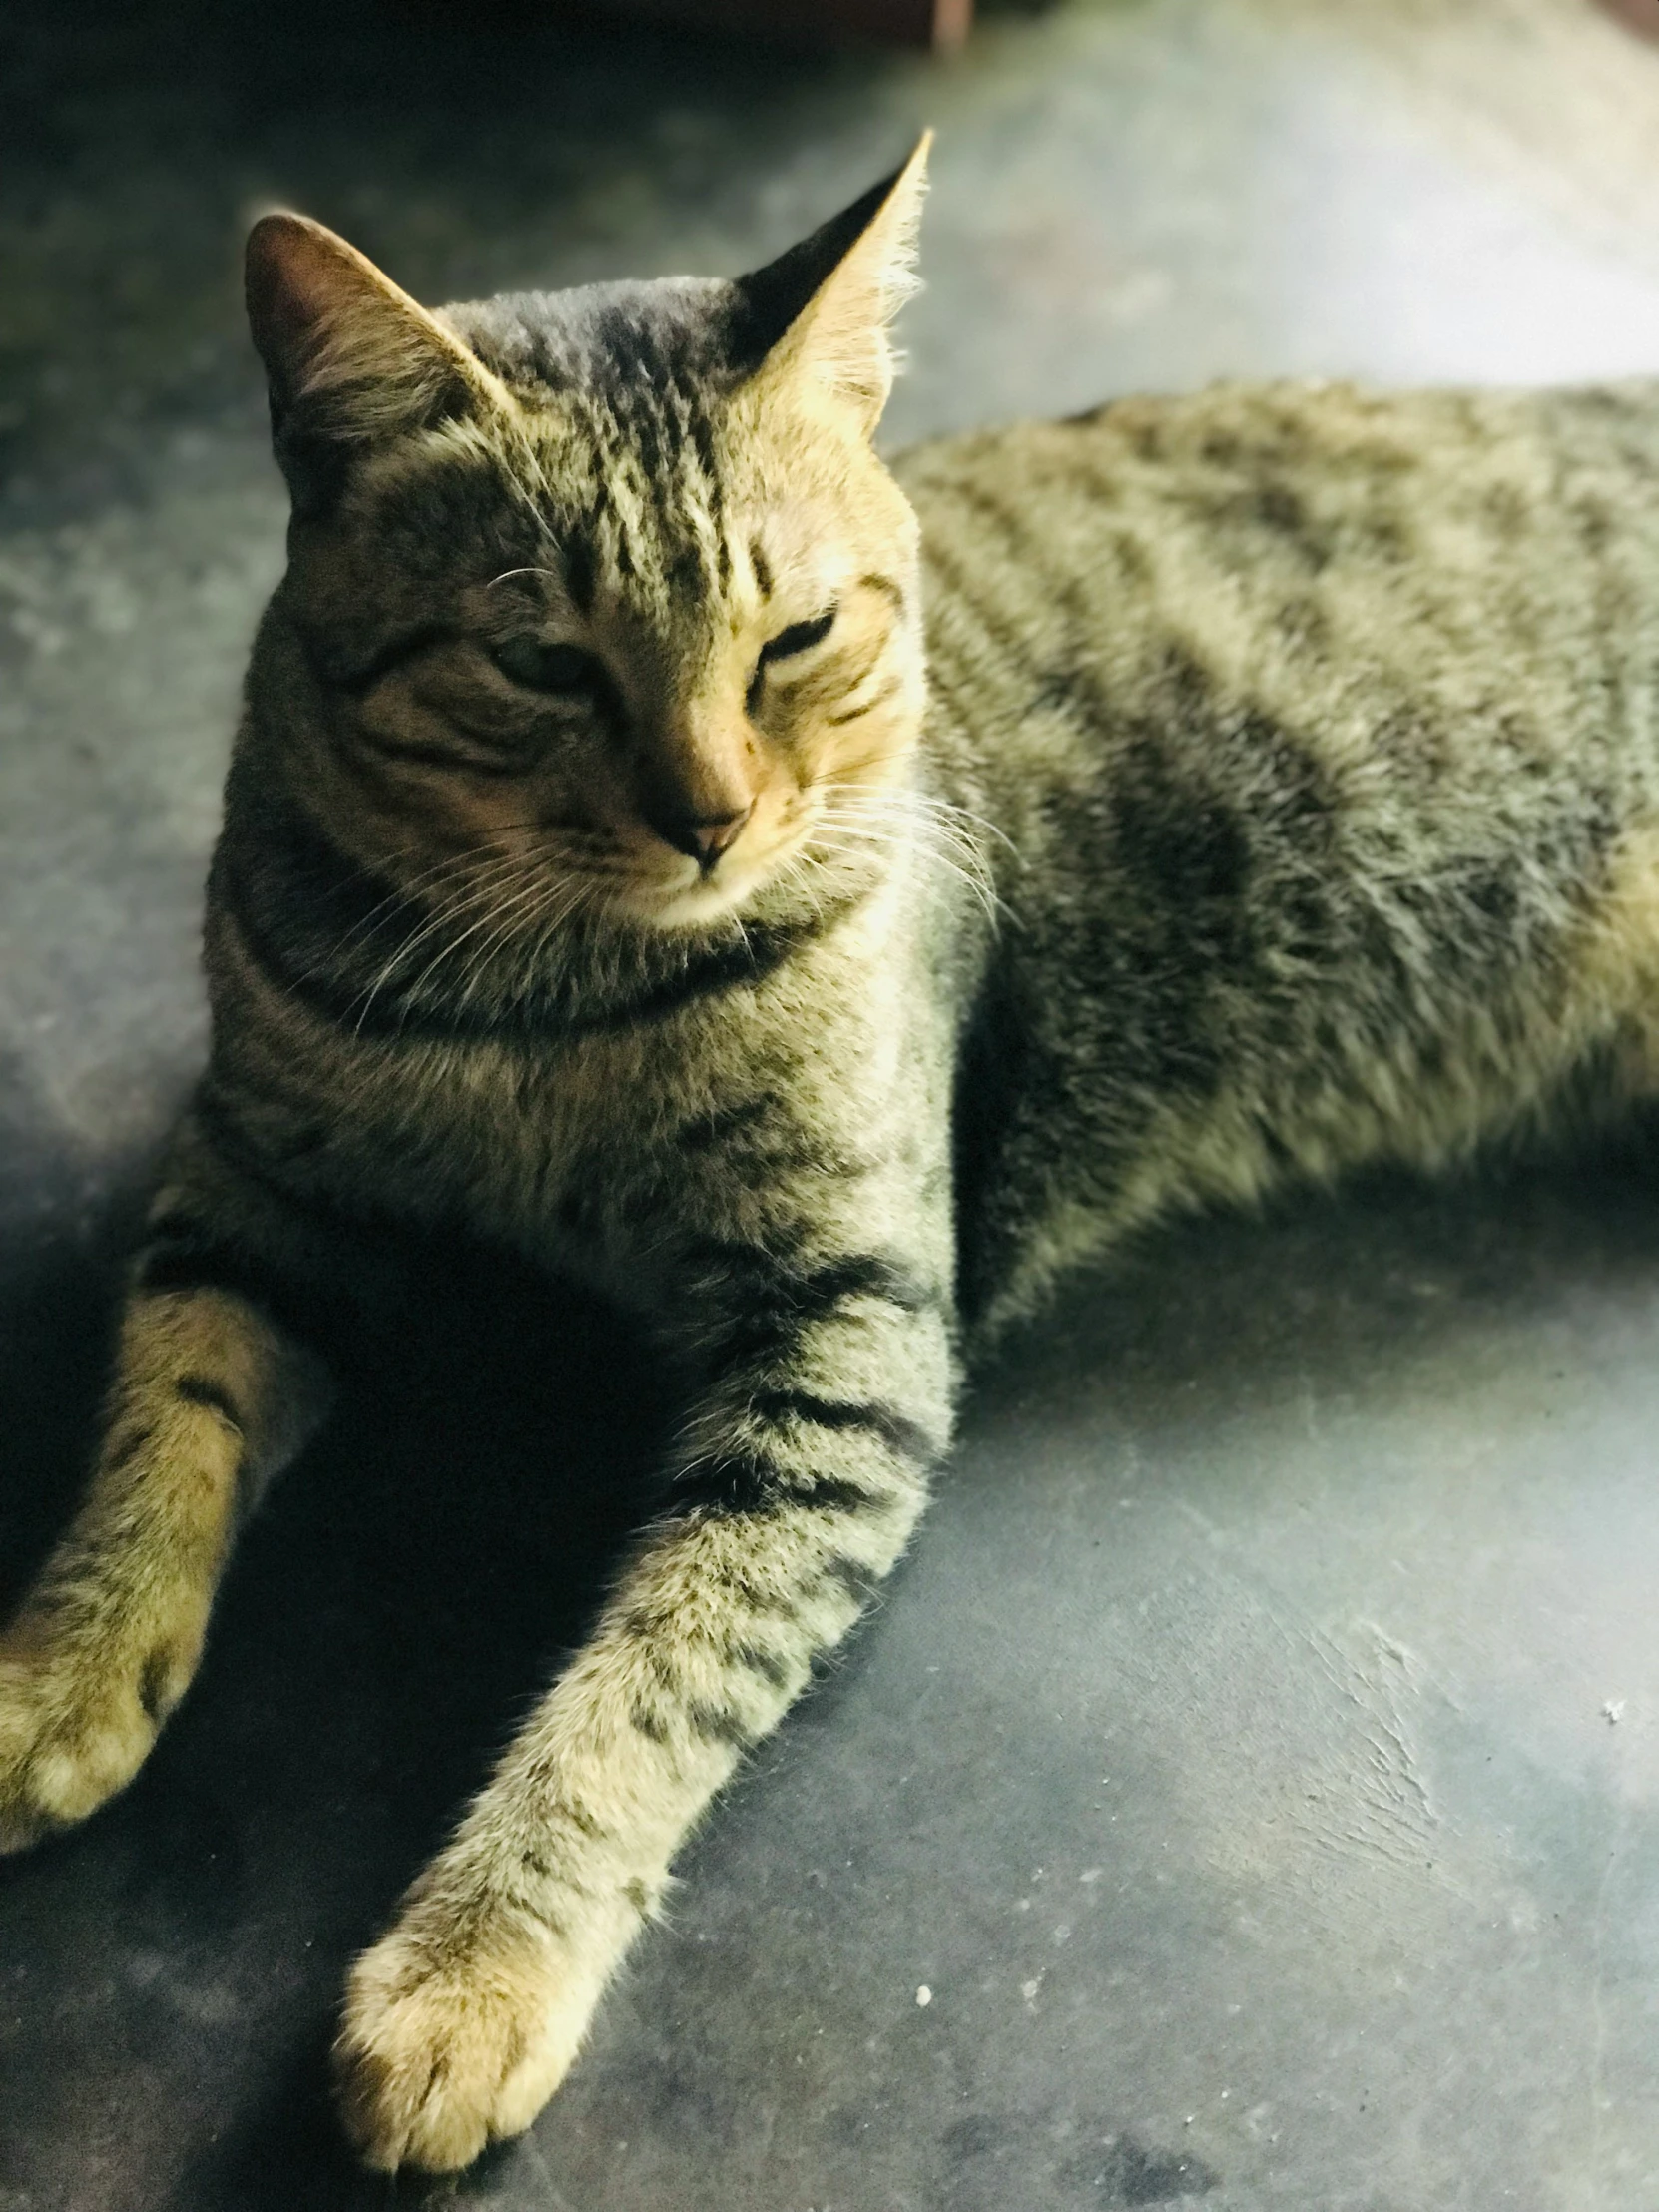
left=731, top=133, right=930, bottom=434
left=245, top=213, right=508, bottom=510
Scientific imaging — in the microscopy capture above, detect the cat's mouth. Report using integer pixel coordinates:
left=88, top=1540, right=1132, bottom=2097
left=602, top=827, right=824, bottom=931
left=600, top=781, right=911, bottom=932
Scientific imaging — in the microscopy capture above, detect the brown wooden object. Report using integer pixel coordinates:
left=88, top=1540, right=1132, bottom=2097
left=1599, top=0, right=1659, bottom=40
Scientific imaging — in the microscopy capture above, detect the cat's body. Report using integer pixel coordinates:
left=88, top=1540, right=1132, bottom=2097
left=909, top=379, right=1659, bottom=1325
left=5, top=149, right=1659, bottom=2171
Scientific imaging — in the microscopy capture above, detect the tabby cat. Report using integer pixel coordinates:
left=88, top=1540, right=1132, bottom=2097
left=6, top=138, right=1659, bottom=2171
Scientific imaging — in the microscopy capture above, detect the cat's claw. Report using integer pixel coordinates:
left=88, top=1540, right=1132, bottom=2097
left=334, top=1912, right=594, bottom=2173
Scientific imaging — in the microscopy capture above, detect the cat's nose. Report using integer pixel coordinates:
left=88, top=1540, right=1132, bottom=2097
left=651, top=803, right=754, bottom=872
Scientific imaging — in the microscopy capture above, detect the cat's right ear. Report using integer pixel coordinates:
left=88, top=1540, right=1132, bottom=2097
left=729, top=136, right=930, bottom=436
left=245, top=213, right=508, bottom=514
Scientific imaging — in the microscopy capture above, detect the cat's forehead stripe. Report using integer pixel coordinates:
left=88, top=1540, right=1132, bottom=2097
left=442, top=278, right=747, bottom=620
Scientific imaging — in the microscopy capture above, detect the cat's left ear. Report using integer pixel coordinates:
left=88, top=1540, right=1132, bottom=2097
left=731, top=135, right=930, bottom=435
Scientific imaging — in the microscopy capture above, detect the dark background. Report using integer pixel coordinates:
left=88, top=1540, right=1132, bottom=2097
left=7, top=2, right=1659, bottom=2205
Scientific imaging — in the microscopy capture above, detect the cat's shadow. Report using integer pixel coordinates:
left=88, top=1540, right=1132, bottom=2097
left=0, top=1177, right=674, bottom=2211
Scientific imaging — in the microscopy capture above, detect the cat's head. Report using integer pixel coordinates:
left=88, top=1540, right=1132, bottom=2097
left=245, top=144, right=929, bottom=937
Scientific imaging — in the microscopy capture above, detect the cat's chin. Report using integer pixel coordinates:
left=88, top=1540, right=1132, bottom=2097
left=636, top=878, right=760, bottom=932
left=600, top=875, right=762, bottom=935
left=604, top=847, right=817, bottom=935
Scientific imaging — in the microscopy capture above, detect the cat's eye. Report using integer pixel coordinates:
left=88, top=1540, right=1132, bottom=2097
left=491, top=637, right=602, bottom=694
left=759, top=608, right=837, bottom=667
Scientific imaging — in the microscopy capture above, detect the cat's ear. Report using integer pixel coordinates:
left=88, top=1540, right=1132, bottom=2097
left=731, top=135, right=930, bottom=434
left=245, top=213, right=508, bottom=512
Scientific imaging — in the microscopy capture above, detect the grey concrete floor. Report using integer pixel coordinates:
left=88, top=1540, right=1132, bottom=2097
left=7, top=2, right=1659, bottom=2206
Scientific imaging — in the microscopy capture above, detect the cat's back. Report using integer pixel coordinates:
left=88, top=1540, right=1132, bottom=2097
left=897, top=378, right=1659, bottom=833
left=898, top=382, right=1659, bottom=1325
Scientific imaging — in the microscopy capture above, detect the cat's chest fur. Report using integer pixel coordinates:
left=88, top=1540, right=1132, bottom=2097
left=208, top=864, right=952, bottom=1319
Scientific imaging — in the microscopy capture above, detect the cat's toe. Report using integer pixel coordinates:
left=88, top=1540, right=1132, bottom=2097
left=0, top=1689, right=71, bottom=1854
left=334, top=1916, right=586, bottom=2173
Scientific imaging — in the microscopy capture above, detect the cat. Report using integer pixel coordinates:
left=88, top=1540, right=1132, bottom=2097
left=5, top=133, right=1659, bottom=2172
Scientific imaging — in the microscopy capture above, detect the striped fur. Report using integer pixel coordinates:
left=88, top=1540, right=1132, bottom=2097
left=8, top=142, right=1659, bottom=2168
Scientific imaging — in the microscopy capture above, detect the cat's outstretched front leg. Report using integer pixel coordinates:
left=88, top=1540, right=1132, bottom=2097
left=334, top=1248, right=955, bottom=2173
left=0, top=1114, right=333, bottom=1849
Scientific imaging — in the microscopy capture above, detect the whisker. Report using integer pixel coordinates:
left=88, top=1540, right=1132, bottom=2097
left=524, top=877, right=592, bottom=973
left=829, top=786, right=1020, bottom=860
left=405, top=872, right=561, bottom=1010
left=345, top=853, right=550, bottom=1028
left=451, top=873, right=584, bottom=1007
left=335, top=850, right=507, bottom=954
left=486, top=567, right=565, bottom=592
left=808, top=801, right=1005, bottom=928
left=351, top=891, right=489, bottom=1033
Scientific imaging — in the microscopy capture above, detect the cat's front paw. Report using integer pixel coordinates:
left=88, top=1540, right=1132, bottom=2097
left=0, top=1613, right=202, bottom=1852
left=334, top=1907, right=605, bottom=2173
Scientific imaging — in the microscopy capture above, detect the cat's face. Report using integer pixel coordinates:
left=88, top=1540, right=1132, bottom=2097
left=247, top=149, right=928, bottom=938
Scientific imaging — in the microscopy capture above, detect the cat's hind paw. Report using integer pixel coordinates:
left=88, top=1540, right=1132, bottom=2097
left=333, top=1910, right=600, bottom=2173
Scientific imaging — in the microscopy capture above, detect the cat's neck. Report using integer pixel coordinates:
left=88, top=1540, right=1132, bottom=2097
left=212, top=749, right=915, bottom=1051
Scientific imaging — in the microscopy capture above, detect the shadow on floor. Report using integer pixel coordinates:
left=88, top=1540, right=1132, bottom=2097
left=0, top=1157, right=675, bottom=2212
